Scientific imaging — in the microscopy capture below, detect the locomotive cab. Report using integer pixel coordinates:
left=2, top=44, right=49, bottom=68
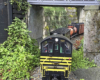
left=40, top=34, right=72, bottom=80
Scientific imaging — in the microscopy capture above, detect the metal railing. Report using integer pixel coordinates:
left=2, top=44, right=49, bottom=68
left=27, top=0, right=100, bottom=6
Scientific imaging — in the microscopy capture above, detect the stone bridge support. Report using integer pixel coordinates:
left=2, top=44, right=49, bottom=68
left=77, top=6, right=85, bottom=23
left=27, top=6, right=44, bottom=45
left=78, top=5, right=100, bottom=66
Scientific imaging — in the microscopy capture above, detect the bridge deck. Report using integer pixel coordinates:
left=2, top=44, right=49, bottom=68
left=27, top=0, right=100, bottom=6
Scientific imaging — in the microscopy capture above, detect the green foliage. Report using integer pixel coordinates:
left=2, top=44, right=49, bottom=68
left=43, top=7, right=69, bottom=33
left=0, top=17, right=40, bottom=80
left=10, top=0, right=31, bottom=13
left=71, top=39, right=96, bottom=71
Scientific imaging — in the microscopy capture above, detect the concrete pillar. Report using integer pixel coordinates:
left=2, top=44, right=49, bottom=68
left=83, top=5, right=100, bottom=66
left=77, top=7, right=85, bottom=23
left=28, top=6, right=44, bottom=45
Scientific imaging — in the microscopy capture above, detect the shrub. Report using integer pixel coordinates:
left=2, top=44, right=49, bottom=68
left=71, top=39, right=96, bottom=71
left=0, top=17, right=40, bottom=80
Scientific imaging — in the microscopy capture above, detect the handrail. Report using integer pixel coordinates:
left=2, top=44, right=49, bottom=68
left=27, top=0, right=100, bottom=6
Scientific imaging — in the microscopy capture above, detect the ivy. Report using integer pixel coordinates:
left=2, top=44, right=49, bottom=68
left=0, top=17, right=40, bottom=80
left=71, top=39, right=96, bottom=71
left=10, top=0, right=31, bottom=13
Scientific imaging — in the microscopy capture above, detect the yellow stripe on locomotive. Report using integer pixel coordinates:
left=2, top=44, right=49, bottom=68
left=40, top=34, right=72, bottom=80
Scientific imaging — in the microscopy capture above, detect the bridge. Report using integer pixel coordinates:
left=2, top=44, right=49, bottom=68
left=27, top=0, right=100, bottom=6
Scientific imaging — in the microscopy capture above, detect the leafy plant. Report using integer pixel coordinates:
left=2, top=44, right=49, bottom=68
left=0, top=17, right=40, bottom=80
left=10, top=0, right=31, bottom=13
left=71, top=39, right=96, bottom=71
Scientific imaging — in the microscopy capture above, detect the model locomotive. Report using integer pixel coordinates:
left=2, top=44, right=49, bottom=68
left=40, top=34, right=72, bottom=80
left=40, top=23, right=84, bottom=80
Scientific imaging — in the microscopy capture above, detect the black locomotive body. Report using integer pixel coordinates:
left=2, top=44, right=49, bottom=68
left=40, top=34, right=72, bottom=80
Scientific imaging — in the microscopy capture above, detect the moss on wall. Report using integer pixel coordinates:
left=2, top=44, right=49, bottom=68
left=43, top=7, right=69, bottom=29
left=66, top=7, right=78, bottom=23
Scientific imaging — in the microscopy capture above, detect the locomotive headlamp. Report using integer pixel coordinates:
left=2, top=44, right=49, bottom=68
left=55, top=38, right=58, bottom=42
